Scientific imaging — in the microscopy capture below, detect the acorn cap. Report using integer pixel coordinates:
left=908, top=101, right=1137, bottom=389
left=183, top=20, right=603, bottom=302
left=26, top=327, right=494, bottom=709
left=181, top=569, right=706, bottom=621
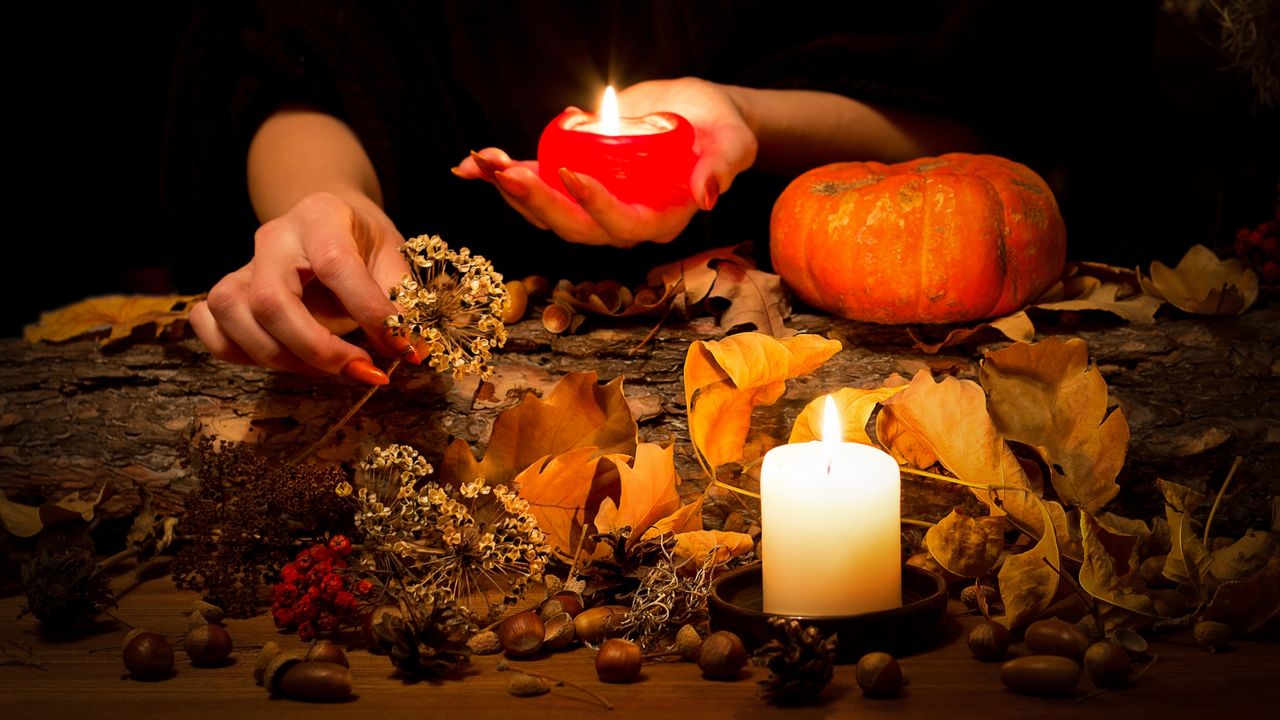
left=253, top=642, right=283, bottom=685
left=263, top=652, right=305, bottom=694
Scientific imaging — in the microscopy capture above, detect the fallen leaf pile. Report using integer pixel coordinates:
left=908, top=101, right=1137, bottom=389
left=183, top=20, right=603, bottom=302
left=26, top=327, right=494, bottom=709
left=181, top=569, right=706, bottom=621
left=24, top=294, right=203, bottom=347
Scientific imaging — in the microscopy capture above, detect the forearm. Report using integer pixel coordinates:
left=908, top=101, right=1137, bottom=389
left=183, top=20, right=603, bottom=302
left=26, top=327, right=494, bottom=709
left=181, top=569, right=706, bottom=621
left=724, top=86, right=980, bottom=173
left=247, top=109, right=384, bottom=221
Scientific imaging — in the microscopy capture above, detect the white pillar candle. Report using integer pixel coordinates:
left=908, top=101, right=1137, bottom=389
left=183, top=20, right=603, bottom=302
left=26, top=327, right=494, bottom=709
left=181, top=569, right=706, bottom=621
left=761, top=395, right=902, bottom=616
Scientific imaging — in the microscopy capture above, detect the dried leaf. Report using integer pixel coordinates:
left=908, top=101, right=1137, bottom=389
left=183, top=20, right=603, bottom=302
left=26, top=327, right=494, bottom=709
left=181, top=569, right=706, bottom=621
left=981, top=337, right=1129, bottom=513
left=1157, top=479, right=1206, bottom=515
left=125, top=485, right=178, bottom=559
left=23, top=294, right=203, bottom=346
left=997, top=496, right=1061, bottom=628
left=874, top=408, right=940, bottom=469
left=1204, top=556, right=1280, bottom=635
left=642, top=497, right=706, bottom=540
left=672, top=530, right=754, bottom=566
left=707, top=261, right=793, bottom=337
left=788, top=386, right=905, bottom=444
left=647, top=243, right=755, bottom=304
left=1162, top=503, right=1209, bottom=591
left=1139, top=244, right=1259, bottom=315
left=1204, top=529, right=1279, bottom=584
left=441, top=372, right=636, bottom=486
left=879, top=371, right=1044, bottom=537
left=1031, top=277, right=1163, bottom=324
left=512, top=447, right=603, bottom=557
left=910, top=311, right=1035, bottom=354
left=684, top=333, right=842, bottom=472
left=551, top=279, right=680, bottom=318
left=1078, top=511, right=1157, bottom=618
left=924, top=508, right=1005, bottom=578
left=0, top=486, right=106, bottom=538
left=595, top=443, right=682, bottom=548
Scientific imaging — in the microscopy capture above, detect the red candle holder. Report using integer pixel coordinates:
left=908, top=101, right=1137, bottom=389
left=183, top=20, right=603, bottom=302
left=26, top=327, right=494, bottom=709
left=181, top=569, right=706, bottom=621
left=537, top=109, right=697, bottom=209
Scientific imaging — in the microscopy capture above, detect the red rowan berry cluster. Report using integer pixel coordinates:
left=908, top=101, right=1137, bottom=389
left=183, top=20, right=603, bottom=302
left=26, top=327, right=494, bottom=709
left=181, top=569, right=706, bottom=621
left=1233, top=208, right=1280, bottom=282
left=270, top=536, right=373, bottom=641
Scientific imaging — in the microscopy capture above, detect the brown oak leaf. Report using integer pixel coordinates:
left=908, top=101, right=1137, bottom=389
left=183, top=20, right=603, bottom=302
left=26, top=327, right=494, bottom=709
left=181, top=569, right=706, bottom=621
left=1078, top=511, right=1157, bottom=621
left=909, top=311, right=1035, bottom=354
left=997, top=495, right=1062, bottom=628
left=511, top=446, right=604, bottom=558
left=1031, top=276, right=1163, bottom=324
left=1204, top=556, right=1280, bottom=635
left=595, top=443, right=682, bottom=548
left=788, top=386, right=905, bottom=445
left=647, top=243, right=755, bottom=305
left=1138, top=244, right=1259, bottom=315
left=924, top=508, right=1005, bottom=578
left=707, top=261, right=793, bottom=337
left=981, top=337, right=1129, bottom=513
left=24, top=294, right=204, bottom=346
left=684, top=333, right=843, bottom=474
left=672, top=530, right=754, bottom=566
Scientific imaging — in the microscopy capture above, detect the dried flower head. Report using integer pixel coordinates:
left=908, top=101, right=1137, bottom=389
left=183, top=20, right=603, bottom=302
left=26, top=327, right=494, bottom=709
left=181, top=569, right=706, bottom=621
left=350, top=444, right=550, bottom=622
left=385, top=234, right=509, bottom=379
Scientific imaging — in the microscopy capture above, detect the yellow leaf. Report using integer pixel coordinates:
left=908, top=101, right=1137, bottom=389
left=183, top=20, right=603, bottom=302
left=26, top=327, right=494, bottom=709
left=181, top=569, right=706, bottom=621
left=925, top=508, right=1005, bottom=578
left=1032, top=276, right=1163, bottom=324
left=441, top=371, right=637, bottom=486
left=24, top=294, right=204, bottom=346
left=1157, top=478, right=1206, bottom=514
left=512, top=447, right=603, bottom=558
left=997, top=495, right=1061, bottom=628
left=981, top=337, right=1129, bottom=513
left=0, top=486, right=106, bottom=538
left=595, top=443, right=682, bottom=548
left=788, top=386, right=905, bottom=445
left=1205, top=556, right=1280, bottom=635
left=1204, top=529, right=1279, bottom=585
left=684, top=333, right=842, bottom=472
left=1139, top=244, right=1258, bottom=315
left=1078, top=511, right=1157, bottom=619
left=672, top=530, right=755, bottom=566
left=910, top=311, right=1036, bottom=354
left=643, top=497, right=706, bottom=540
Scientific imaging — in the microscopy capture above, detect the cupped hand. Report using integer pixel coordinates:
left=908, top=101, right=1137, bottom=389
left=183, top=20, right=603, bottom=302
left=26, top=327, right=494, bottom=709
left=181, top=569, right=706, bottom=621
left=453, top=77, right=758, bottom=247
left=189, top=191, right=411, bottom=379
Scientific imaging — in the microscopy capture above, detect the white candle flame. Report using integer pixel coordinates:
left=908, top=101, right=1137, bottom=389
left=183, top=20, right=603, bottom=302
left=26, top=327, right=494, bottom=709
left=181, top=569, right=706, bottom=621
left=599, top=85, right=620, bottom=136
left=821, top=394, right=842, bottom=447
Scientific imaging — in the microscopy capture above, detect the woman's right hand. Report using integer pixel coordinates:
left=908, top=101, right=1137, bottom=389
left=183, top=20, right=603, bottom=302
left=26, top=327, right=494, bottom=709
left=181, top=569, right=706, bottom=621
left=189, top=191, right=412, bottom=381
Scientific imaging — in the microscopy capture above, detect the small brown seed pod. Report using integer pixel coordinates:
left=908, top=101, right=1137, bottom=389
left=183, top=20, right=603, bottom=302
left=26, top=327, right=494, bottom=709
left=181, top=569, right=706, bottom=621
left=192, top=600, right=225, bottom=625
left=541, top=300, right=577, bottom=334
left=552, top=591, right=584, bottom=618
left=1024, top=618, right=1089, bottom=661
left=467, top=630, right=503, bottom=655
left=856, top=652, right=906, bottom=698
left=521, top=275, right=551, bottom=299
left=507, top=673, right=551, bottom=697
left=1139, top=555, right=1169, bottom=587
left=966, top=619, right=1012, bottom=661
left=698, top=631, right=747, bottom=679
left=960, top=584, right=998, bottom=610
left=123, top=631, right=175, bottom=680
left=183, top=623, right=233, bottom=667
left=498, top=610, right=545, bottom=657
left=595, top=639, right=642, bottom=683
left=1193, top=621, right=1232, bottom=652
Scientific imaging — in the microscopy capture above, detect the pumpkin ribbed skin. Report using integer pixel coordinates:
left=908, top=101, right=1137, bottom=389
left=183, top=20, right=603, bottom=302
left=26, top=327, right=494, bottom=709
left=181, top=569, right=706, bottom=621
left=769, top=154, right=1066, bottom=324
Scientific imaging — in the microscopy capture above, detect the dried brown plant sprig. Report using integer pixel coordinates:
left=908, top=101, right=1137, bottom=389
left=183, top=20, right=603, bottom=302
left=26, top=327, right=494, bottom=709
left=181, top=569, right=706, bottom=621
left=619, top=541, right=720, bottom=652
left=386, top=234, right=509, bottom=379
left=346, top=444, right=550, bottom=623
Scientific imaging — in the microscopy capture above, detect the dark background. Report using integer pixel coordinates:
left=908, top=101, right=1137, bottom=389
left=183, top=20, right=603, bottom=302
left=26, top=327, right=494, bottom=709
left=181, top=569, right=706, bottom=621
left=2, top=2, right=1276, bottom=338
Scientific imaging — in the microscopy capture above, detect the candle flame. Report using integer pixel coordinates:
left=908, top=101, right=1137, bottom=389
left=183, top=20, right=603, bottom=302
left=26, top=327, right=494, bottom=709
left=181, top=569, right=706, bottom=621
left=821, top=394, right=842, bottom=446
left=599, top=85, right=620, bottom=136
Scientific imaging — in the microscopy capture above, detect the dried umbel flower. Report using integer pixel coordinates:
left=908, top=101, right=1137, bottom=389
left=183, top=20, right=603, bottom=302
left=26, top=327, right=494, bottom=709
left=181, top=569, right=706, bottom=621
left=385, top=234, right=509, bottom=379
left=350, top=443, right=550, bottom=623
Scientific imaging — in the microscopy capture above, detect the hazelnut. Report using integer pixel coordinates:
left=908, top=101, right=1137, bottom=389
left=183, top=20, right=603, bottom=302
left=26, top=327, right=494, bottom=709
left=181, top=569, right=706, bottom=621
left=1024, top=618, right=1088, bottom=661
left=254, top=642, right=283, bottom=684
left=856, top=652, right=906, bottom=698
left=1193, top=620, right=1232, bottom=652
left=538, top=597, right=567, bottom=623
left=467, top=630, right=503, bottom=655
left=277, top=661, right=354, bottom=702
left=123, top=630, right=175, bottom=680
left=552, top=591, right=584, bottom=618
left=1083, top=641, right=1132, bottom=688
left=1001, top=655, right=1081, bottom=696
left=573, top=605, right=629, bottom=645
left=595, top=639, right=642, bottom=683
left=498, top=610, right=545, bottom=657
left=542, top=612, right=576, bottom=651
left=502, top=280, right=529, bottom=324
left=675, top=624, right=702, bottom=661
left=966, top=619, right=1011, bottom=661
left=306, top=640, right=349, bottom=667
left=698, top=631, right=746, bottom=679
left=183, top=623, right=233, bottom=667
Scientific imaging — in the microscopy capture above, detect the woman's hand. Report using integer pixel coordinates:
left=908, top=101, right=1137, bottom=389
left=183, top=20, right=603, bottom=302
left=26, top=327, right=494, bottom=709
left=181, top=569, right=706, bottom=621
left=454, top=77, right=758, bottom=247
left=189, top=191, right=411, bottom=381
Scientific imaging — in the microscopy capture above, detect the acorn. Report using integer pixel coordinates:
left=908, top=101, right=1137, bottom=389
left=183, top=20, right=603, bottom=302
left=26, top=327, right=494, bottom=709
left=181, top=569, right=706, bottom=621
left=573, top=606, right=629, bottom=645
left=1151, top=589, right=1189, bottom=618
left=1193, top=621, right=1232, bottom=652
left=306, top=640, right=349, bottom=667
left=192, top=600, right=225, bottom=625
left=502, top=280, right=529, bottom=324
left=697, top=631, right=747, bottom=679
left=1112, top=629, right=1148, bottom=658
left=906, top=552, right=960, bottom=585
left=595, top=639, right=642, bottom=683
left=521, top=275, right=551, bottom=299
left=123, top=630, right=175, bottom=680
left=183, top=623, right=233, bottom=666
left=276, top=661, right=354, bottom=702
left=967, top=619, right=1012, bottom=661
left=498, top=610, right=545, bottom=657
left=542, top=612, right=576, bottom=651
left=1001, top=656, right=1081, bottom=696
left=856, top=652, right=906, bottom=698
left=541, top=300, right=579, bottom=335
left=1024, top=618, right=1089, bottom=661
left=1083, top=641, right=1132, bottom=688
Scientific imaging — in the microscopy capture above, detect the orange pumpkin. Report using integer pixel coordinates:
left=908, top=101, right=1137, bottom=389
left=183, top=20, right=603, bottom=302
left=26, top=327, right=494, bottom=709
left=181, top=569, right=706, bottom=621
left=769, top=153, right=1066, bottom=324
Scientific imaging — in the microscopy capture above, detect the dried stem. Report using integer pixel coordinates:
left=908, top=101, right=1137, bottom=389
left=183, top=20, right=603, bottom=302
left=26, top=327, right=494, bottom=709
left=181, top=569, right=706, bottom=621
left=901, top=518, right=937, bottom=529
left=900, top=465, right=1030, bottom=493
left=1041, top=557, right=1097, bottom=615
left=496, top=661, right=614, bottom=710
left=1203, top=456, right=1243, bottom=545
left=289, top=358, right=402, bottom=466
left=711, top=478, right=760, bottom=499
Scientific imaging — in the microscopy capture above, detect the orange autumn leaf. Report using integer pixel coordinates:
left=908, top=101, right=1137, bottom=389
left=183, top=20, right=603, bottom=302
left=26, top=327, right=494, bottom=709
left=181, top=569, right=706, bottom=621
left=511, top=446, right=603, bottom=558
left=924, top=508, right=1005, bottom=578
left=1078, top=511, right=1157, bottom=621
left=1138, top=244, right=1258, bottom=315
left=980, top=337, right=1129, bottom=513
left=672, top=530, right=755, bottom=567
left=789, top=386, right=904, bottom=445
left=997, top=495, right=1061, bottom=628
left=24, top=294, right=204, bottom=346
left=441, top=371, right=636, bottom=487
left=684, top=333, right=843, bottom=473
left=595, top=443, right=682, bottom=548
left=642, top=496, right=707, bottom=540
left=1031, top=276, right=1162, bottom=324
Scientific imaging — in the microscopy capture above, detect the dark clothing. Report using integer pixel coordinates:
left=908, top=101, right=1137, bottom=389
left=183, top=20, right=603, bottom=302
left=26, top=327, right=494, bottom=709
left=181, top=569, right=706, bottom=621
left=161, top=1, right=1163, bottom=292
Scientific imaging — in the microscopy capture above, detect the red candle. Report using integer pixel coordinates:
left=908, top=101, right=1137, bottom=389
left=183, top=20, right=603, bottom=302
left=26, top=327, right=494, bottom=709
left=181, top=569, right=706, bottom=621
left=538, top=86, right=697, bottom=209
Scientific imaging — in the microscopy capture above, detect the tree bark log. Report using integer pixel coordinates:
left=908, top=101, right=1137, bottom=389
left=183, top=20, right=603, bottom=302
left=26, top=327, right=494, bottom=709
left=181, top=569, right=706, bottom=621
left=1, top=295, right=1276, bottom=537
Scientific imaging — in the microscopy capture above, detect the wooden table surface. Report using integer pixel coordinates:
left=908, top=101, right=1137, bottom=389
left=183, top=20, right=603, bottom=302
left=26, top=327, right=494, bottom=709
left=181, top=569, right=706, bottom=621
left=1, top=570, right=1276, bottom=720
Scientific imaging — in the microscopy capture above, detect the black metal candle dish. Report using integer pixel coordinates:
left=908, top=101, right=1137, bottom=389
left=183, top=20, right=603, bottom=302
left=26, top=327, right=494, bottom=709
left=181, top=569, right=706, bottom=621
left=708, top=562, right=948, bottom=663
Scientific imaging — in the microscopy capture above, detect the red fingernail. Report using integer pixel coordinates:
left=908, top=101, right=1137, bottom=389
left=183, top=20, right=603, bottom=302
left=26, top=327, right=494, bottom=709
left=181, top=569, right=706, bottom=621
left=703, top=176, right=720, bottom=211
left=384, top=330, right=413, bottom=354
left=342, top=358, right=390, bottom=386
left=493, top=171, right=529, bottom=198
left=559, top=168, right=587, bottom=201
left=470, top=151, right=497, bottom=180
left=403, top=341, right=425, bottom=366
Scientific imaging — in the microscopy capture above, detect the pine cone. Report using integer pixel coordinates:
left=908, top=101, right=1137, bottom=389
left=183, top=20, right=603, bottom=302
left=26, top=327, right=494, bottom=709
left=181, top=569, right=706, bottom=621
left=20, top=545, right=114, bottom=633
left=373, top=595, right=475, bottom=678
left=752, top=618, right=838, bottom=702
